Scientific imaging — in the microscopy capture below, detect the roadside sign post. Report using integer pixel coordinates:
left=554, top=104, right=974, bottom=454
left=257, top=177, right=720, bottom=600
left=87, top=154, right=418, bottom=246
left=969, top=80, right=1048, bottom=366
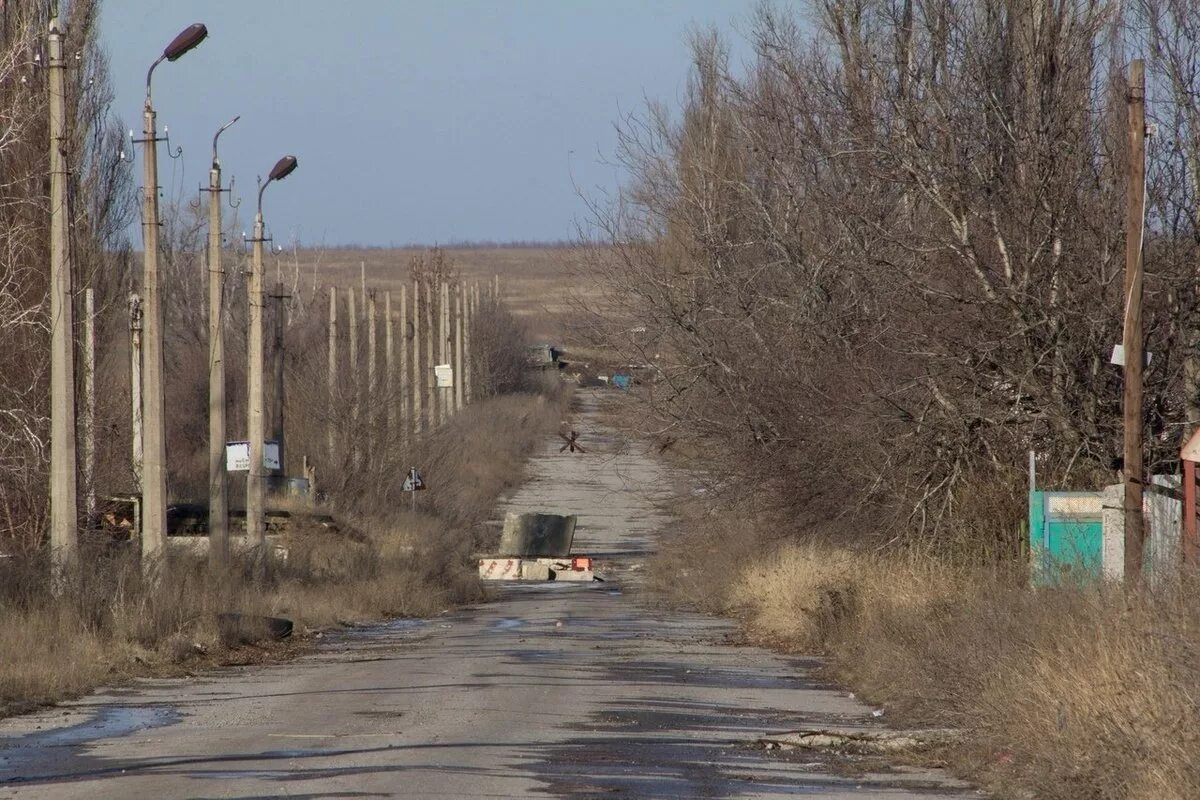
left=403, top=466, right=426, bottom=512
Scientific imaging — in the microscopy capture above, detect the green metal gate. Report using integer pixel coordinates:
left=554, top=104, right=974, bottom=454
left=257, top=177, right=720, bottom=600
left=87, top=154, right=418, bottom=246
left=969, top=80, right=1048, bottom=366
left=1028, top=490, right=1104, bottom=584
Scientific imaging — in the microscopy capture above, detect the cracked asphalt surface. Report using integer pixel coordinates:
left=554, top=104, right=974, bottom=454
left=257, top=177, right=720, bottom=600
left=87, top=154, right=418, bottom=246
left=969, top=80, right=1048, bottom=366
left=0, top=392, right=975, bottom=799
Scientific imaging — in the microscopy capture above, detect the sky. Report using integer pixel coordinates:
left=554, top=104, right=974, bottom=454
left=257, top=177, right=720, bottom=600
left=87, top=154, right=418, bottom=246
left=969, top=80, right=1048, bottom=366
left=99, top=1, right=755, bottom=247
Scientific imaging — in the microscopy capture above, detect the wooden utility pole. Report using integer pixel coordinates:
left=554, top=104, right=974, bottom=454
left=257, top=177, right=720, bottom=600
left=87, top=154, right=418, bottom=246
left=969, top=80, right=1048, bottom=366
left=455, top=284, right=465, bottom=412
left=82, top=288, right=96, bottom=521
left=412, top=280, right=423, bottom=434
left=385, top=290, right=395, bottom=435
left=1124, top=58, right=1147, bottom=582
left=424, top=279, right=435, bottom=428
left=327, top=287, right=337, bottom=456
left=129, top=293, right=144, bottom=492
left=48, top=14, right=78, bottom=588
left=269, top=281, right=290, bottom=476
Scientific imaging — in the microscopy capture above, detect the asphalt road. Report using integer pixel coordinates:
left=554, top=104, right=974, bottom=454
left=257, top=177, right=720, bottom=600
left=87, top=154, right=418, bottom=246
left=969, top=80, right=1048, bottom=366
left=0, top=393, right=974, bottom=799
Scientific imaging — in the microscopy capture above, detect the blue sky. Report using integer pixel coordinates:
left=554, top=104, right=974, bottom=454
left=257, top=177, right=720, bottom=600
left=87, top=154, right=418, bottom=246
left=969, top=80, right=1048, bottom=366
left=99, top=1, right=754, bottom=247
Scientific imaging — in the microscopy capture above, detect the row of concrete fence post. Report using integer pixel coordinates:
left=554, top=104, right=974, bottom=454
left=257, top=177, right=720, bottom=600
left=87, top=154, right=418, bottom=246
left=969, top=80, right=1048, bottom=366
left=325, top=276, right=495, bottom=464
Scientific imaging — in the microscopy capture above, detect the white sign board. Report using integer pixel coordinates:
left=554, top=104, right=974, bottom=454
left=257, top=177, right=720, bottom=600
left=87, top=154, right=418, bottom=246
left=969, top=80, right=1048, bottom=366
left=1110, top=344, right=1152, bottom=368
left=225, top=441, right=281, bottom=472
left=434, top=364, right=454, bottom=388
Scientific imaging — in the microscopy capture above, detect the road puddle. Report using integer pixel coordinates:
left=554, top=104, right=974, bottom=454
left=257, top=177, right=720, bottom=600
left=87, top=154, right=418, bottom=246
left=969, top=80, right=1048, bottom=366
left=491, top=617, right=527, bottom=631
left=0, top=705, right=179, bottom=783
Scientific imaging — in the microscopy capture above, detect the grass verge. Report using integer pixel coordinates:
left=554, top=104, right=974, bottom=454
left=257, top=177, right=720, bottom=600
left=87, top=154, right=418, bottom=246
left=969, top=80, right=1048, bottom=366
left=649, top=503, right=1200, bottom=800
left=0, top=387, right=567, bottom=718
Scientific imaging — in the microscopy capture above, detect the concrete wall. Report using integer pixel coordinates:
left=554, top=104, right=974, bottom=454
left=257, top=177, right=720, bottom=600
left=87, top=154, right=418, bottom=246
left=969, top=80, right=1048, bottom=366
left=1101, top=476, right=1180, bottom=587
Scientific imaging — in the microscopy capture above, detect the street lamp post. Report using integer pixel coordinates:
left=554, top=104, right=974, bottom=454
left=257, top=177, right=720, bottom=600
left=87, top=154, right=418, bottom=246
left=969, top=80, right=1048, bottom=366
left=48, top=11, right=77, bottom=592
left=247, top=155, right=298, bottom=577
left=139, top=22, right=207, bottom=577
left=207, top=116, right=238, bottom=571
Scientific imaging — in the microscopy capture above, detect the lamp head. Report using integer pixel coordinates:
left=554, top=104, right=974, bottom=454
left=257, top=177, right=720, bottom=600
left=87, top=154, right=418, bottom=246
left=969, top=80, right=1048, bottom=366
left=164, top=23, right=207, bottom=61
left=268, top=155, right=298, bottom=182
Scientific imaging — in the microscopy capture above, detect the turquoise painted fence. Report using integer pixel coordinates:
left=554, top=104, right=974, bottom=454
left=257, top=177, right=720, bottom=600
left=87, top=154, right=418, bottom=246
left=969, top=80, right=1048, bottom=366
left=1028, top=490, right=1104, bottom=585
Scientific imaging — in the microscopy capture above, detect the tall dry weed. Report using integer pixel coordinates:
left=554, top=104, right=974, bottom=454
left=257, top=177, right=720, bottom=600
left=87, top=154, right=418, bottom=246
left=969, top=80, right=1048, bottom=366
left=660, top=505, right=1200, bottom=800
left=0, top=389, right=564, bottom=717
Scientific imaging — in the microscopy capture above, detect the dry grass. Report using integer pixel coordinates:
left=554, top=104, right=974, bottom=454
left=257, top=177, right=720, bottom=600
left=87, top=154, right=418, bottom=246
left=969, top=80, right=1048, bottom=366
left=0, top=388, right=566, bottom=718
left=649, top=505, right=1200, bottom=800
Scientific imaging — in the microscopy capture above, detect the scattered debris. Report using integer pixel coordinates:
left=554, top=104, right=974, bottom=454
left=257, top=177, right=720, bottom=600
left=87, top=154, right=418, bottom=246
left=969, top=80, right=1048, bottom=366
left=757, top=728, right=960, bottom=755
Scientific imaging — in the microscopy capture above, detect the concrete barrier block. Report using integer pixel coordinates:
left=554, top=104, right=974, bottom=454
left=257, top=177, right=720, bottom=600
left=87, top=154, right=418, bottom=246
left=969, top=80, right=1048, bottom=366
left=498, top=512, right=577, bottom=557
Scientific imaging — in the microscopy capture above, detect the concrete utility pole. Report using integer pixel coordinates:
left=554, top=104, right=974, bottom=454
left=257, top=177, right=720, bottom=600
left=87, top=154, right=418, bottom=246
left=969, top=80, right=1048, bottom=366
left=139, top=22, right=208, bottom=575
left=129, top=293, right=144, bottom=491
left=1124, top=58, right=1147, bottom=582
left=247, top=155, right=298, bottom=575
left=463, top=282, right=472, bottom=404
left=412, top=280, right=423, bottom=434
left=48, top=13, right=78, bottom=588
left=269, top=280, right=290, bottom=476
left=399, top=284, right=408, bottom=439
left=439, top=281, right=449, bottom=423
left=347, top=286, right=359, bottom=443
left=207, top=117, right=237, bottom=569
left=82, top=288, right=96, bottom=522
left=367, top=289, right=378, bottom=435
left=455, top=284, right=464, bottom=412
left=246, top=200, right=268, bottom=563
left=385, top=290, right=395, bottom=434
left=138, top=64, right=167, bottom=572
left=424, top=279, right=435, bottom=428
left=327, top=286, right=338, bottom=455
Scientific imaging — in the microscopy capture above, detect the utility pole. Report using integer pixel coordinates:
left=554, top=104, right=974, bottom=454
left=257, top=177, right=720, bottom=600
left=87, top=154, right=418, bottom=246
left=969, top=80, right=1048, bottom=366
left=367, top=289, right=378, bottom=437
left=455, top=284, right=464, bottom=412
left=269, top=280, right=290, bottom=476
left=439, top=281, right=449, bottom=423
left=468, top=284, right=477, bottom=402
left=134, top=22, right=208, bottom=576
left=129, top=293, right=144, bottom=492
left=1124, top=58, right=1147, bottom=582
left=48, top=12, right=78, bottom=589
left=247, top=196, right=268, bottom=568
left=347, top=286, right=359, bottom=448
left=399, top=284, right=408, bottom=440
left=412, top=280, right=423, bottom=434
left=245, top=154, right=298, bottom=575
left=463, top=282, right=472, bottom=405
left=207, top=117, right=237, bottom=569
left=140, top=71, right=167, bottom=576
left=385, top=290, right=395, bottom=435
left=327, top=286, right=338, bottom=456
left=82, top=288, right=96, bottom=522
left=424, top=279, right=435, bottom=428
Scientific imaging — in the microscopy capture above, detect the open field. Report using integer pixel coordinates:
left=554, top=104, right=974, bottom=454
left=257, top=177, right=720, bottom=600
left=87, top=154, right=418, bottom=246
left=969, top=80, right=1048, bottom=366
left=284, top=245, right=596, bottom=342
